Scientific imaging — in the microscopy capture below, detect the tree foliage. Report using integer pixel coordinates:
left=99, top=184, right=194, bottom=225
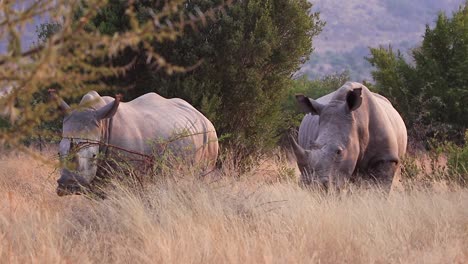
left=39, top=0, right=324, bottom=162
left=367, top=1, right=468, bottom=143
left=0, top=0, right=231, bottom=153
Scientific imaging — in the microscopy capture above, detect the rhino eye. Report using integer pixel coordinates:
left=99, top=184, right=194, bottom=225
left=336, top=148, right=343, bottom=155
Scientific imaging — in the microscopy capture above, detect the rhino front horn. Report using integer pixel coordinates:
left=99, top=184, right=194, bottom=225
left=290, top=135, right=308, bottom=164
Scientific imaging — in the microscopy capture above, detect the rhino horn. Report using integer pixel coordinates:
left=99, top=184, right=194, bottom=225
left=48, top=89, right=70, bottom=113
left=95, top=94, right=122, bottom=120
left=290, top=135, right=308, bottom=164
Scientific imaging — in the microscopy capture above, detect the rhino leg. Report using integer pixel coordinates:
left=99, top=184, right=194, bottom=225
left=368, top=160, right=399, bottom=193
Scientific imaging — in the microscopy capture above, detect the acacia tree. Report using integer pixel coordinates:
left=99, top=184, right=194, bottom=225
left=0, top=0, right=231, bottom=155
left=367, top=1, right=468, bottom=142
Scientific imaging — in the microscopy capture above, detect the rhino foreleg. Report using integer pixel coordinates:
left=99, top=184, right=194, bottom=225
left=368, top=160, right=399, bottom=193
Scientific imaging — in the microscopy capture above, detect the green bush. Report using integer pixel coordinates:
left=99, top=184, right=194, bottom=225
left=0, top=0, right=235, bottom=150
left=367, top=1, right=468, bottom=143
left=37, top=0, right=325, bottom=167
left=440, top=130, right=468, bottom=184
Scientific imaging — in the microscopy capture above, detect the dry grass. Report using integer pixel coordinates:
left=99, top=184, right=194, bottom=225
left=0, top=150, right=467, bottom=264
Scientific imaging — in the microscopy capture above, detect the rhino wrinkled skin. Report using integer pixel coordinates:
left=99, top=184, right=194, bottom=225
left=292, top=82, right=407, bottom=192
left=55, top=91, right=219, bottom=196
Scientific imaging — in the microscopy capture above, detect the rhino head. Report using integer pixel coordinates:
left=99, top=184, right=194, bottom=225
left=292, top=88, right=363, bottom=190
left=51, top=91, right=121, bottom=196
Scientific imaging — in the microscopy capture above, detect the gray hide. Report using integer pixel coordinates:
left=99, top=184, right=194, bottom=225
left=292, top=82, right=407, bottom=192
left=55, top=91, right=219, bottom=196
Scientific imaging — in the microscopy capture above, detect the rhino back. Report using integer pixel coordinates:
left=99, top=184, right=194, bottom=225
left=348, top=84, right=407, bottom=168
left=108, top=93, right=218, bottom=164
left=366, top=93, right=407, bottom=159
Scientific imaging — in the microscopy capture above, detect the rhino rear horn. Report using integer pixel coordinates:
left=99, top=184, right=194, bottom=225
left=48, top=89, right=70, bottom=113
left=95, top=94, right=122, bottom=120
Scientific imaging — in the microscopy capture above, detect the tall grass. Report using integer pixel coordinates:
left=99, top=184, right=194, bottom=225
left=0, top=151, right=467, bottom=263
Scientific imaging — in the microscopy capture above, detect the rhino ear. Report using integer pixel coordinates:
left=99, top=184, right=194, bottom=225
left=95, top=94, right=122, bottom=120
left=346, top=88, right=362, bottom=112
left=295, top=94, right=324, bottom=115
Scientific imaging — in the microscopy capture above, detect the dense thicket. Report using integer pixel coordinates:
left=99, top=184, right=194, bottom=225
left=49, top=0, right=324, bottom=162
left=367, top=2, right=468, bottom=143
left=0, top=0, right=232, bottom=150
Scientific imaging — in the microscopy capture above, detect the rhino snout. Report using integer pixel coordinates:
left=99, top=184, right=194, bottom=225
left=300, top=172, right=329, bottom=188
left=56, top=170, right=90, bottom=196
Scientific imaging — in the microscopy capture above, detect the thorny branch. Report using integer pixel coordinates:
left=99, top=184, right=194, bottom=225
left=0, top=0, right=234, bottom=149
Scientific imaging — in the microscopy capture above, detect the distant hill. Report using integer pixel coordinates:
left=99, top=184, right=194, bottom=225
left=1, top=0, right=466, bottom=82
left=299, top=0, right=465, bottom=81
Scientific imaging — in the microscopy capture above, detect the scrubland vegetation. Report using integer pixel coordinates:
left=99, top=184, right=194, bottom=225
left=1, top=1, right=468, bottom=263
left=302, top=0, right=464, bottom=80
left=0, top=150, right=467, bottom=263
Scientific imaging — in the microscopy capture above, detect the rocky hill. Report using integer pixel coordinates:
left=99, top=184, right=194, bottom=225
left=300, top=0, right=465, bottom=81
left=1, top=0, right=465, bottom=82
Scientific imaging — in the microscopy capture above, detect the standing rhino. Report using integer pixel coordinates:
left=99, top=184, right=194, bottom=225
left=51, top=90, right=219, bottom=196
left=291, top=82, right=407, bottom=191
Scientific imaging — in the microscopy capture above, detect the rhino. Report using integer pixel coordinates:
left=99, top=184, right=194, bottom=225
left=51, top=90, right=219, bottom=196
left=291, top=82, right=407, bottom=192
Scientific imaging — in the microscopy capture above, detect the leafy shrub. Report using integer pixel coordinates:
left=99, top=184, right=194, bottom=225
left=367, top=2, right=468, bottom=143
left=402, top=130, right=468, bottom=187
left=0, top=0, right=235, bottom=150
left=437, top=130, right=468, bottom=185
left=35, top=0, right=325, bottom=168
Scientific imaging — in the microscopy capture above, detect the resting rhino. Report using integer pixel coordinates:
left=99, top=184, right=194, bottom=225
left=291, top=82, right=407, bottom=192
left=52, top=90, right=219, bottom=196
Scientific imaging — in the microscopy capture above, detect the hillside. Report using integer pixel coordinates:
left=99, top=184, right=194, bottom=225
left=300, top=0, right=465, bottom=81
left=0, top=1, right=466, bottom=82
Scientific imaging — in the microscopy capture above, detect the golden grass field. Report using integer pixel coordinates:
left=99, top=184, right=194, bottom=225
left=0, top=150, right=467, bottom=263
